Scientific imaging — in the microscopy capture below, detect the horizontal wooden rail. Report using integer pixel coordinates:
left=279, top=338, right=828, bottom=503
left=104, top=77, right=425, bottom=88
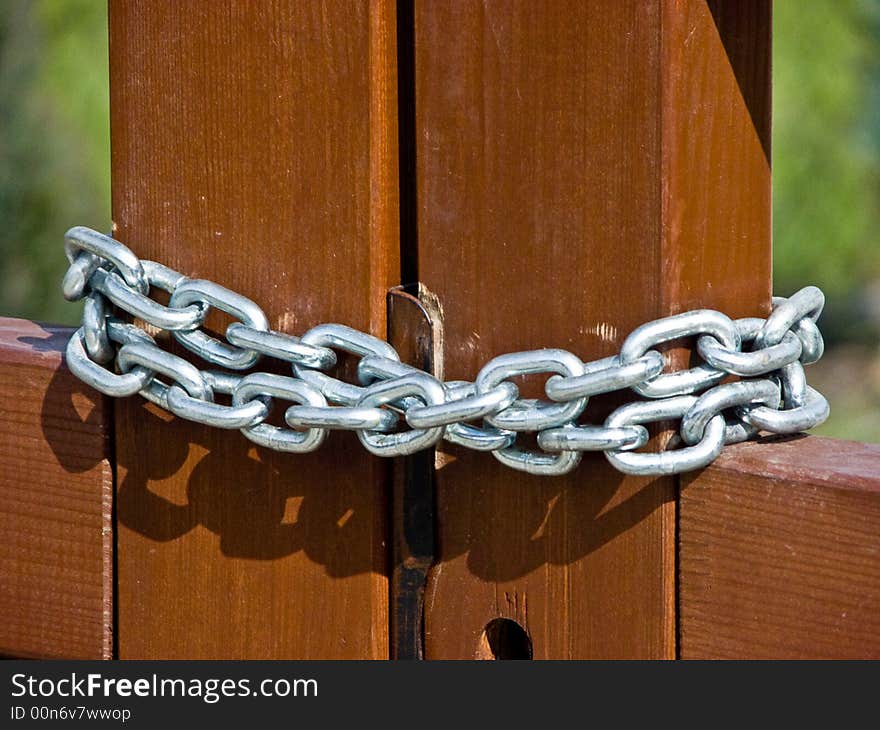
left=680, top=435, right=880, bottom=659
left=0, top=318, right=113, bottom=659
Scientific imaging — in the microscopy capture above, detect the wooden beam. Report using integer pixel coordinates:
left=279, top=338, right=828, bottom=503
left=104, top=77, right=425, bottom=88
left=680, top=436, right=880, bottom=659
left=0, top=318, right=113, bottom=659
left=109, top=0, right=399, bottom=658
left=414, top=0, right=770, bottom=658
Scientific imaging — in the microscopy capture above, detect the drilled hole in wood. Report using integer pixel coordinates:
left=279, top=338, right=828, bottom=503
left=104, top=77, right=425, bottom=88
left=476, top=618, right=533, bottom=660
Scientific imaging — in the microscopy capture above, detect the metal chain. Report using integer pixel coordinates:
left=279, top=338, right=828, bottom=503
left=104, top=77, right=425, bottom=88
left=61, top=226, right=831, bottom=477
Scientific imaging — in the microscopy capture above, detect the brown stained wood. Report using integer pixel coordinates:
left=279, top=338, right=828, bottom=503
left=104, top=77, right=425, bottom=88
left=680, top=436, right=880, bottom=659
left=109, top=0, right=398, bottom=658
left=0, top=318, right=113, bottom=659
left=662, top=0, right=772, bottom=314
left=415, top=0, right=770, bottom=658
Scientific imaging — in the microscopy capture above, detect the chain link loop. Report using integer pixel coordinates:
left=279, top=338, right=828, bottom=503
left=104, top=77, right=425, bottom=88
left=679, top=379, right=780, bottom=446
left=545, top=351, right=664, bottom=402
left=117, top=341, right=213, bottom=409
left=697, top=317, right=802, bottom=377
left=604, top=396, right=727, bottom=475
left=226, top=323, right=335, bottom=370
left=170, top=279, right=269, bottom=369
left=166, top=371, right=269, bottom=430
left=60, top=226, right=831, bottom=477
left=63, top=227, right=148, bottom=301
left=357, top=372, right=446, bottom=457
left=82, top=291, right=114, bottom=364
left=89, top=262, right=208, bottom=332
left=621, top=310, right=740, bottom=398
left=233, top=373, right=327, bottom=453
left=292, top=324, right=399, bottom=406
left=477, top=350, right=588, bottom=430
left=66, top=319, right=156, bottom=397
left=738, top=385, right=830, bottom=434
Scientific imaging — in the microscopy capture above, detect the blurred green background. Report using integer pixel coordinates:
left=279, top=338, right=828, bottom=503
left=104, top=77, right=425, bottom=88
left=0, top=0, right=109, bottom=324
left=0, top=1, right=877, bottom=441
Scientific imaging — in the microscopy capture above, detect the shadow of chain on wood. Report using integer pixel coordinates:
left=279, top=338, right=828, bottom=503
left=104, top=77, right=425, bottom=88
left=30, top=325, right=672, bottom=583
left=28, top=324, right=387, bottom=578
left=22, top=322, right=668, bottom=581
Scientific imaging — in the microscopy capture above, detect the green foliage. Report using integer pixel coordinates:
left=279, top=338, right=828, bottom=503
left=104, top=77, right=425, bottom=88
left=773, top=0, right=880, bottom=309
left=0, top=0, right=109, bottom=324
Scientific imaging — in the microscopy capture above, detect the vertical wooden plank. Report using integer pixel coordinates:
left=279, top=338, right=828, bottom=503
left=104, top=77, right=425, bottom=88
left=109, top=0, right=398, bottom=658
left=415, top=0, right=770, bottom=658
left=0, top=319, right=113, bottom=659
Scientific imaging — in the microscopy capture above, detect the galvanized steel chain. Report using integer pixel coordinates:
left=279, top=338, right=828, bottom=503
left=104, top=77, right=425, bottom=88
left=61, top=226, right=830, bottom=477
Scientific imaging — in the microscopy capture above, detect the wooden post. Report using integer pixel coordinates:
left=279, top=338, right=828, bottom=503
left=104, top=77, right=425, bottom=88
left=109, top=0, right=399, bottom=658
left=413, top=0, right=771, bottom=658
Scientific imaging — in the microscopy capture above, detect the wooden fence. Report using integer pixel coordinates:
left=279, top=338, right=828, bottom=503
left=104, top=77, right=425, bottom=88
left=1, top=0, right=878, bottom=659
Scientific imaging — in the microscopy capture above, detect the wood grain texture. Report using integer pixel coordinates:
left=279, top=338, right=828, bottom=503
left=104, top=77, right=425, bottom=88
left=415, top=0, right=770, bottom=658
left=109, top=0, right=398, bottom=658
left=662, top=0, right=772, bottom=313
left=680, top=437, right=880, bottom=659
left=0, top=318, right=113, bottom=659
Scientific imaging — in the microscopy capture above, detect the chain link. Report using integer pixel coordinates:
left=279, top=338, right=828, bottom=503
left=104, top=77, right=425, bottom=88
left=61, top=227, right=831, bottom=476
